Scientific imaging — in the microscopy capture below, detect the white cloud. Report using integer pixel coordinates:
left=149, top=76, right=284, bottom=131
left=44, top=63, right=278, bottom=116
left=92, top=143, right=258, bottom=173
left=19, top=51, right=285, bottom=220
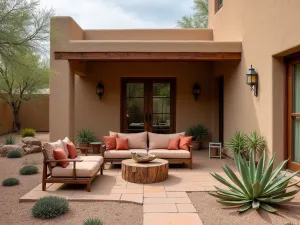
left=39, top=0, right=194, bottom=29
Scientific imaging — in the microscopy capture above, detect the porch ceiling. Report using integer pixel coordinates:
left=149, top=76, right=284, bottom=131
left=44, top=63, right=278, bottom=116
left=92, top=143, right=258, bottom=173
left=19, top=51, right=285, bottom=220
left=54, top=40, right=242, bottom=61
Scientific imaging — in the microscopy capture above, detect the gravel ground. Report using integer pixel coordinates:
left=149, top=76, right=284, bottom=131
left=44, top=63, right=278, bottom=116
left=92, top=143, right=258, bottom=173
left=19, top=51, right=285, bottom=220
left=0, top=153, right=143, bottom=225
left=188, top=192, right=300, bottom=225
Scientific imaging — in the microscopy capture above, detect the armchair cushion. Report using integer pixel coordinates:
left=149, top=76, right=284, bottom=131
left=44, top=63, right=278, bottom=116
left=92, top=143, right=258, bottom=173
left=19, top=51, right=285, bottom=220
left=75, top=156, right=104, bottom=164
left=149, top=149, right=190, bottom=159
left=104, top=149, right=147, bottom=159
left=52, top=161, right=101, bottom=177
left=116, top=138, right=129, bottom=150
left=43, top=140, right=65, bottom=167
left=67, top=142, right=78, bottom=159
left=168, top=138, right=180, bottom=150
left=148, top=132, right=185, bottom=150
left=109, top=131, right=147, bottom=149
left=61, top=137, right=71, bottom=157
left=103, top=134, right=118, bottom=150
left=179, top=136, right=193, bottom=150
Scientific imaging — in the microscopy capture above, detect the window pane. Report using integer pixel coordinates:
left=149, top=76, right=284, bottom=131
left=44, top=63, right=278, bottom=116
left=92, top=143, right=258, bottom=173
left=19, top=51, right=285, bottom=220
left=153, top=98, right=170, bottom=113
left=126, top=98, right=144, bottom=113
left=126, top=83, right=144, bottom=97
left=292, top=117, right=300, bottom=163
left=293, top=64, right=300, bottom=113
left=153, top=83, right=170, bottom=97
left=152, top=114, right=171, bottom=134
left=126, top=114, right=144, bottom=133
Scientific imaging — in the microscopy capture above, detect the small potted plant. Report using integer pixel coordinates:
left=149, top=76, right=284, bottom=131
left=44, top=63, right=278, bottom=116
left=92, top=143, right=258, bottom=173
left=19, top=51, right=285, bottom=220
left=245, top=130, right=266, bottom=162
left=186, top=124, right=208, bottom=150
left=225, top=131, right=248, bottom=158
left=75, top=129, right=96, bottom=154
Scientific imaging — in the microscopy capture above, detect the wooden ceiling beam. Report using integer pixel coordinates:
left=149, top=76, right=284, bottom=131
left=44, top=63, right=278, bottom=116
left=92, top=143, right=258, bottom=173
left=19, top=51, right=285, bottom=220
left=55, top=52, right=241, bottom=61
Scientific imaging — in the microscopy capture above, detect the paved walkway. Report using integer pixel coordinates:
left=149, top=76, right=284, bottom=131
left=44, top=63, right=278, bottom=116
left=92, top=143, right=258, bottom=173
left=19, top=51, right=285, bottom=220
left=20, top=150, right=237, bottom=225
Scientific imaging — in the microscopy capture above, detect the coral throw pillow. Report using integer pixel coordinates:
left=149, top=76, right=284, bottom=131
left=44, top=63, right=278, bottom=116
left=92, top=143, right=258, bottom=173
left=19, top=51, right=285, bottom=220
left=179, top=136, right=193, bottom=150
left=116, top=138, right=129, bottom=150
left=53, top=148, right=69, bottom=168
left=103, top=134, right=118, bottom=150
left=67, top=142, right=78, bottom=159
left=168, top=138, right=180, bottom=150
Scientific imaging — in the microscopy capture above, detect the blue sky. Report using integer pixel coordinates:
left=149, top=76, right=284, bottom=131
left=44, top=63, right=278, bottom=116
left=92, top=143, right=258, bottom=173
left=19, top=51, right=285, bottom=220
left=40, top=0, right=194, bottom=29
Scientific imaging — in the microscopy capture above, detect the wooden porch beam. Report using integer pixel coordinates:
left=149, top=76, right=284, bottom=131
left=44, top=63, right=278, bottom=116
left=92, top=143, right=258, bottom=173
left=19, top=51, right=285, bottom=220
left=69, top=60, right=87, bottom=76
left=55, top=52, right=241, bottom=61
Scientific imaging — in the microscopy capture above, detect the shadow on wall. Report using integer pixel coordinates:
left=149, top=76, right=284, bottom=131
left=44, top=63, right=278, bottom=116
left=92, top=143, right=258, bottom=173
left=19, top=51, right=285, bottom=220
left=0, top=94, right=49, bottom=135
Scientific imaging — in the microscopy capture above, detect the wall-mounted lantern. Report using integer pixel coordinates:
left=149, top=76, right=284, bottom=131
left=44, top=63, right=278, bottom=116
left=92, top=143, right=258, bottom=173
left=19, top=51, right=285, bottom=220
left=246, top=65, right=258, bottom=97
left=96, top=82, right=104, bottom=100
left=193, top=83, right=201, bottom=101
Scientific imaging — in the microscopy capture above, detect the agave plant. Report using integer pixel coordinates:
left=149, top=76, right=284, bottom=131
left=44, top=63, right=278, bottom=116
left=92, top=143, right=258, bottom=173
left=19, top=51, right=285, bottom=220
left=245, top=131, right=266, bottom=159
left=209, top=150, right=300, bottom=213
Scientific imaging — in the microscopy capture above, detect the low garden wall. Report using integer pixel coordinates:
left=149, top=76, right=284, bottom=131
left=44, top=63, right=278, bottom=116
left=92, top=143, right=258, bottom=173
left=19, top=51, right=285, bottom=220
left=0, top=94, right=49, bottom=135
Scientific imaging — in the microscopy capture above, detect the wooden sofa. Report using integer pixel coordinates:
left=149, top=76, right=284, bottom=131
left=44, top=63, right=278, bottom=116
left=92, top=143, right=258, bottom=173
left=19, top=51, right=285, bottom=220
left=102, top=132, right=193, bottom=169
left=42, top=138, right=104, bottom=192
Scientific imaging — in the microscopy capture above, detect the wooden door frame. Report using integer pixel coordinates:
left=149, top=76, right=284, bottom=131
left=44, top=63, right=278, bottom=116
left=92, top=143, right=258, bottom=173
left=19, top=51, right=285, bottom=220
left=218, top=77, right=224, bottom=144
left=121, top=77, right=176, bottom=133
left=287, top=58, right=300, bottom=171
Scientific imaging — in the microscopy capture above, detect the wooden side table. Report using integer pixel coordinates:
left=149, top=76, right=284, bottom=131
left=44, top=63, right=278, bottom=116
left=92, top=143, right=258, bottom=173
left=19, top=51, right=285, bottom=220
left=90, top=142, right=102, bottom=154
left=209, top=142, right=222, bottom=159
left=122, top=159, right=168, bottom=184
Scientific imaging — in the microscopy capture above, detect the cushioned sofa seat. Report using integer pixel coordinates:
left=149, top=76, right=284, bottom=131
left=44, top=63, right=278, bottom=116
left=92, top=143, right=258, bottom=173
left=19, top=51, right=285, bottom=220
left=75, top=156, right=104, bottom=164
left=148, top=149, right=190, bottom=159
left=104, top=149, right=147, bottom=159
left=52, top=161, right=101, bottom=177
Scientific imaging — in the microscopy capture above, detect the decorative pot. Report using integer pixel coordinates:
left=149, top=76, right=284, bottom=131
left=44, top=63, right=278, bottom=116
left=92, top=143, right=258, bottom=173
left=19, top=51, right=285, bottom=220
left=191, top=141, right=201, bottom=150
left=211, top=148, right=219, bottom=156
left=77, top=143, right=90, bottom=154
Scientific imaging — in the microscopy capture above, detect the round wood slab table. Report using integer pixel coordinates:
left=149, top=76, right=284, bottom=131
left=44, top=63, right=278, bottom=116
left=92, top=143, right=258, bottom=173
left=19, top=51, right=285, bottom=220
left=122, top=159, right=168, bottom=184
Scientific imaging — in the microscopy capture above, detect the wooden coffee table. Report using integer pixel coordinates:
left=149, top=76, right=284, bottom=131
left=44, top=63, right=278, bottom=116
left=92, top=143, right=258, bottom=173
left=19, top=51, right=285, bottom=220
left=122, top=159, right=168, bottom=184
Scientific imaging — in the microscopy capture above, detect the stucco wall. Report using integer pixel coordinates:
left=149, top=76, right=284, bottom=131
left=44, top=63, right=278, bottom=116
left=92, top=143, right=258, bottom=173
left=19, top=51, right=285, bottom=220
left=209, top=0, right=300, bottom=164
left=0, top=95, right=49, bottom=135
left=73, top=61, right=218, bottom=144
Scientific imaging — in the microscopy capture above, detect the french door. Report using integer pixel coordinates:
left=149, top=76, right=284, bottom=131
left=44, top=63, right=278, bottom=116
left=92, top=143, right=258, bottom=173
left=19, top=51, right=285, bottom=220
left=288, top=59, right=300, bottom=171
left=121, top=78, right=176, bottom=134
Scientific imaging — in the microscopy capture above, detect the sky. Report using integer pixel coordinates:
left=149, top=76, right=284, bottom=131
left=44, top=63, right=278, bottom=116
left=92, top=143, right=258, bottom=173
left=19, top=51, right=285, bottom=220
left=39, top=0, right=194, bottom=29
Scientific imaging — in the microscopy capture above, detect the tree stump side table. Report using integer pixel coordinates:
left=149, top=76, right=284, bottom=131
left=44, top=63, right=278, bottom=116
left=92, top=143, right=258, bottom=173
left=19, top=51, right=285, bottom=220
left=122, top=159, right=168, bottom=184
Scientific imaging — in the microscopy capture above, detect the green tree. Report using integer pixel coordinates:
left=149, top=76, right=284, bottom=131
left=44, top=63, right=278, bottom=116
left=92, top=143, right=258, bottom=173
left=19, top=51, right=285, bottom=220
left=0, top=52, right=49, bottom=131
left=0, top=0, right=54, bottom=64
left=177, top=0, right=208, bottom=28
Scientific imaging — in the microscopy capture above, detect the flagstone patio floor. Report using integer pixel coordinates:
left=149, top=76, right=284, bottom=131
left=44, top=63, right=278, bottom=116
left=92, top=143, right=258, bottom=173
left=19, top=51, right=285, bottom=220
left=20, top=150, right=237, bottom=225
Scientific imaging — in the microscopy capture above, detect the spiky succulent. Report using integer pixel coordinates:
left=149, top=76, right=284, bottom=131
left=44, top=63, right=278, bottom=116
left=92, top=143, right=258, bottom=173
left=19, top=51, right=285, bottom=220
left=209, top=150, right=300, bottom=213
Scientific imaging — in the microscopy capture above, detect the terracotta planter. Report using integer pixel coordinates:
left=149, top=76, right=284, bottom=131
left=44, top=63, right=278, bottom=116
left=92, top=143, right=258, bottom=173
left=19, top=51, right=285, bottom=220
left=191, top=141, right=201, bottom=150
left=210, top=148, right=219, bottom=156
left=77, top=143, right=90, bottom=154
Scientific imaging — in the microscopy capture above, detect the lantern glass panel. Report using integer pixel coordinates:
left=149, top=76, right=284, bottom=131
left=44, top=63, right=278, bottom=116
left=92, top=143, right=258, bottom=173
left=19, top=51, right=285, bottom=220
left=251, top=75, right=257, bottom=83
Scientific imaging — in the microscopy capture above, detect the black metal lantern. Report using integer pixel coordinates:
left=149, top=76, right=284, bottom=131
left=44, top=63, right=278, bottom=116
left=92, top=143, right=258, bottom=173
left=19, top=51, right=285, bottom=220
left=193, top=83, right=201, bottom=100
left=96, top=82, right=104, bottom=100
left=246, top=65, right=258, bottom=97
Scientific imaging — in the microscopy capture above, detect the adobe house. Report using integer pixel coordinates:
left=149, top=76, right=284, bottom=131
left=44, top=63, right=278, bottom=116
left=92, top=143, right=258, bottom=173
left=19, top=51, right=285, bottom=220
left=50, top=0, right=300, bottom=171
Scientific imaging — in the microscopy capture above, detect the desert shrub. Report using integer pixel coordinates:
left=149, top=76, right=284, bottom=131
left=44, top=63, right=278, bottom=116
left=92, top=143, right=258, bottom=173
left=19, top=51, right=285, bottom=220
left=2, top=178, right=20, bottom=186
left=7, top=151, right=22, bottom=158
left=20, top=165, right=38, bottom=175
left=32, top=196, right=69, bottom=219
left=20, top=128, right=36, bottom=138
left=76, top=128, right=96, bottom=144
left=5, top=134, right=16, bottom=145
left=84, top=218, right=103, bottom=225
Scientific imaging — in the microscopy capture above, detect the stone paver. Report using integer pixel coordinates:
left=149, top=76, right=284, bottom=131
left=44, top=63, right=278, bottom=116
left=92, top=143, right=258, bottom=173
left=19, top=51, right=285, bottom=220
left=176, top=203, right=197, bottom=212
left=166, top=192, right=188, bottom=198
left=143, top=204, right=177, bottom=213
left=143, top=213, right=203, bottom=225
left=144, top=192, right=167, bottom=198
left=144, top=197, right=191, bottom=204
left=121, top=194, right=143, bottom=204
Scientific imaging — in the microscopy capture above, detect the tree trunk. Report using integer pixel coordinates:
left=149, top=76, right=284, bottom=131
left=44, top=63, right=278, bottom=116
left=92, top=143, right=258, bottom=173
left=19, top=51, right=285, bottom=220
left=13, top=108, right=21, bottom=132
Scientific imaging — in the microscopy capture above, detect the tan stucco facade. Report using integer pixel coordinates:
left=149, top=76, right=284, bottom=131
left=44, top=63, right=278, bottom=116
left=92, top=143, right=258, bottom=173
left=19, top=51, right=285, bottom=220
left=50, top=0, right=300, bottom=167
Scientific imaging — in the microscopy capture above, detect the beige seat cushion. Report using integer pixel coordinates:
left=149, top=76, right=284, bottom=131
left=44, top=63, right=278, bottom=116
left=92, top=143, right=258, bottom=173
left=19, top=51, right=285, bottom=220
left=52, top=161, right=100, bottom=177
left=75, top=156, right=104, bottom=164
left=109, top=131, right=147, bottom=149
left=43, top=140, right=65, bottom=167
left=104, top=149, right=147, bottom=159
left=148, top=132, right=185, bottom=150
left=149, top=149, right=190, bottom=159
left=61, top=137, right=71, bottom=157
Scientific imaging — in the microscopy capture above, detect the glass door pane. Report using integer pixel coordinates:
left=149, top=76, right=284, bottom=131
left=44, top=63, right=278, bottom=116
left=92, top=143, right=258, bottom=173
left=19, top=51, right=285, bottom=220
left=292, top=64, right=300, bottom=163
left=151, top=83, right=172, bottom=134
left=125, top=83, right=145, bottom=133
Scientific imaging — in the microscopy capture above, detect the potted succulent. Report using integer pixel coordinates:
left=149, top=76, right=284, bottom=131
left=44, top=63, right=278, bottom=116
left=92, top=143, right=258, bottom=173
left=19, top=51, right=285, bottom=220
left=75, top=129, right=96, bottom=154
left=225, top=131, right=248, bottom=159
left=186, top=124, right=208, bottom=150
